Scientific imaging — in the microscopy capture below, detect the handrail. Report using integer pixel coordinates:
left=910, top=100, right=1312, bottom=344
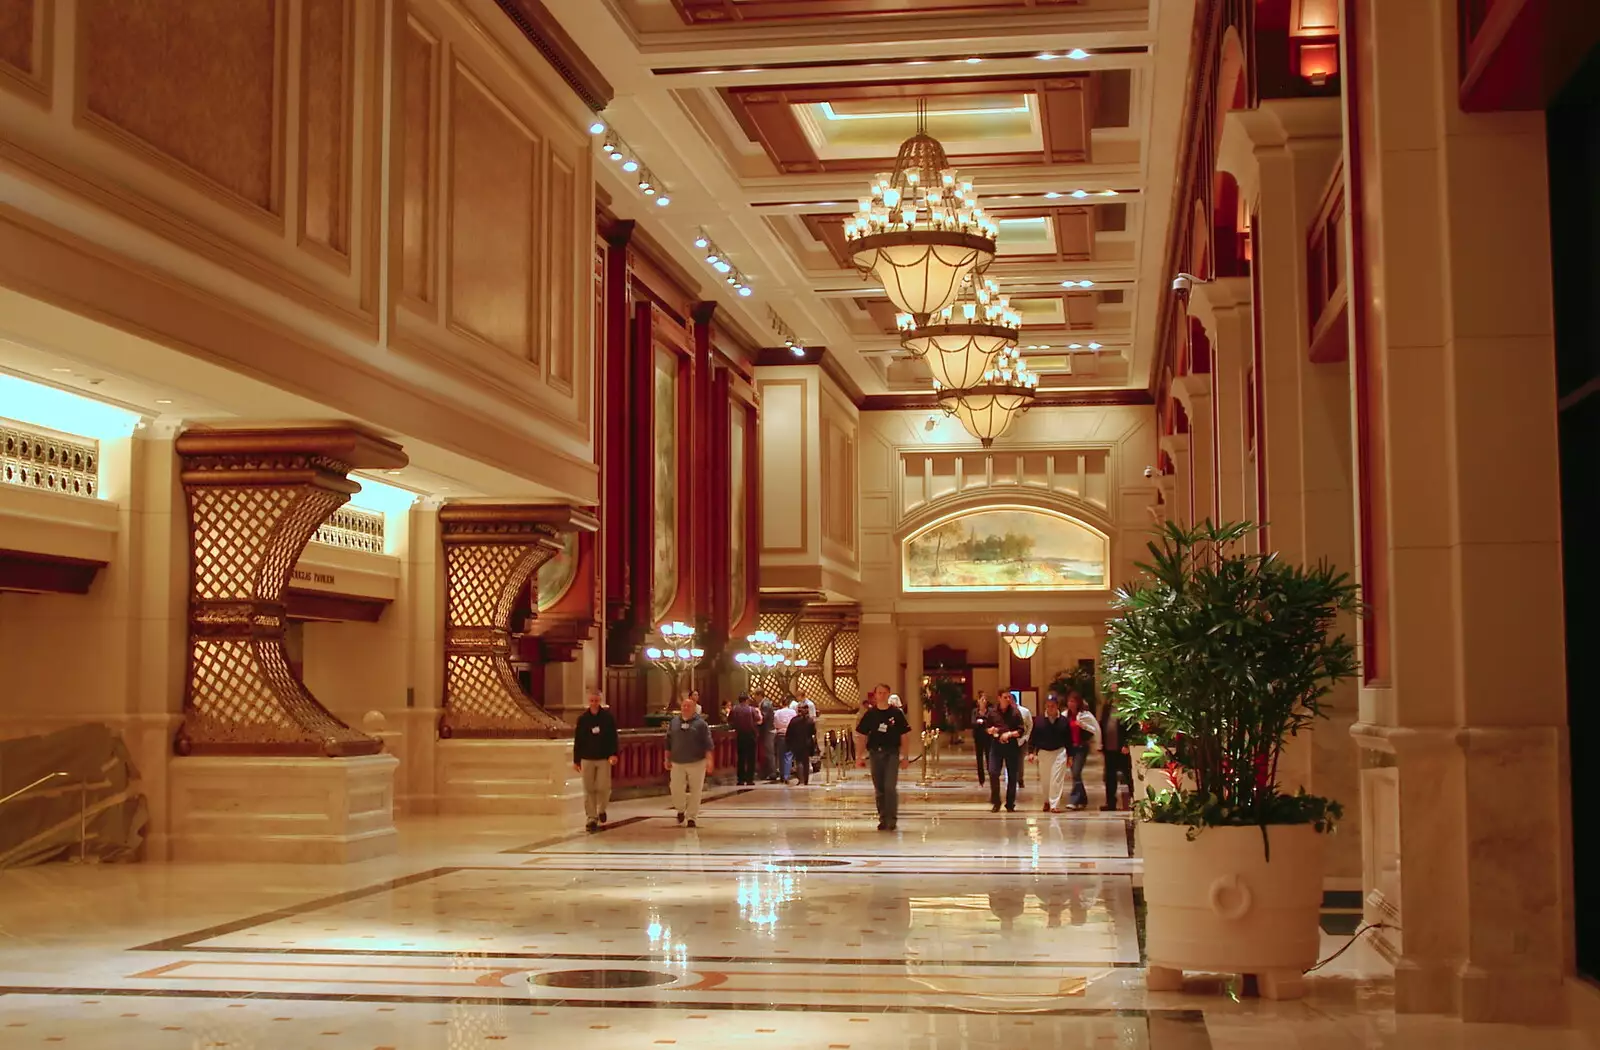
left=0, top=771, right=88, bottom=864
left=0, top=771, right=68, bottom=808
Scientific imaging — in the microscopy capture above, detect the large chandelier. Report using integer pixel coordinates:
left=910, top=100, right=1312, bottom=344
left=844, top=102, right=997, bottom=319
left=897, top=276, right=1020, bottom=390
left=998, top=622, right=1048, bottom=660
left=935, top=347, right=1040, bottom=446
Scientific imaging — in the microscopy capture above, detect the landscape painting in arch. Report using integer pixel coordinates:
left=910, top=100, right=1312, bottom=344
left=902, top=506, right=1108, bottom=592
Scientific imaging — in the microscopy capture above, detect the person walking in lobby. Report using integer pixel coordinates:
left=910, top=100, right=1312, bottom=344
left=664, top=692, right=715, bottom=828
left=772, top=696, right=799, bottom=782
left=728, top=693, right=761, bottom=785
left=757, top=690, right=777, bottom=782
left=986, top=692, right=1027, bottom=812
left=1027, top=693, right=1072, bottom=814
left=787, top=701, right=818, bottom=786
left=855, top=682, right=911, bottom=830
left=1097, top=685, right=1133, bottom=811
left=971, top=692, right=994, bottom=786
left=1062, top=691, right=1101, bottom=811
left=572, top=690, right=619, bottom=832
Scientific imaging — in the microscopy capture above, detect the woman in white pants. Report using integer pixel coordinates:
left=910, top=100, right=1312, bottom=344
left=1028, top=695, right=1074, bottom=813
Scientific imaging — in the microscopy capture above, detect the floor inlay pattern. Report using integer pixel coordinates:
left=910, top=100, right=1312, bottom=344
left=4, top=773, right=1548, bottom=1049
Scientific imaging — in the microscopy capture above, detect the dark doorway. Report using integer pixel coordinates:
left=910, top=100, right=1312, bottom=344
left=1547, top=42, right=1600, bottom=979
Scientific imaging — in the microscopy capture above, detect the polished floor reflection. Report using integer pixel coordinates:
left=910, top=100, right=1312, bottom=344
left=0, top=774, right=1591, bottom=1048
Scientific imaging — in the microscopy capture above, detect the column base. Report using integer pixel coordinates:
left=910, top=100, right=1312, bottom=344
left=435, top=739, right=581, bottom=817
left=168, top=754, right=398, bottom=863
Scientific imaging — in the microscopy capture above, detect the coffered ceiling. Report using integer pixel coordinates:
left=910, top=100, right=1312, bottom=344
left=537, top=0, right=1198, bottom=397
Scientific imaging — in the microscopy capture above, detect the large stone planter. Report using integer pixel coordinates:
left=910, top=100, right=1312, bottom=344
left=1141, top=821, right=1325, bottom=1000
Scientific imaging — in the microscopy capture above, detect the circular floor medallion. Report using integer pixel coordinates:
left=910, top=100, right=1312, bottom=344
left=532, top=968, right=679, bottom=989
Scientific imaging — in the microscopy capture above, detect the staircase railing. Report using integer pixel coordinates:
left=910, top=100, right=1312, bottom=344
left=0, top=771, right=88, bottom=863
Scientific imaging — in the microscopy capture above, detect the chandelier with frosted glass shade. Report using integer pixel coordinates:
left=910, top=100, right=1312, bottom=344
left=843, top=102, right=998, bottom=319
left=998, top=622, right=1048, bottom=660
left=897, top=276, right=1020, bottom=390
left=935, top=347, right=1039, bottom=447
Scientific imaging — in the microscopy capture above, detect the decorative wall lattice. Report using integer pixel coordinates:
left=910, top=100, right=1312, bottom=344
left=1, top=421, right=97, bottom=499
left=794, top=616, right=844, bottom=712
left=830, top=619, right=861, bottom=713
left=174, top=427, right=407, bottom=756
left=439, top=504, right=599, bottom=739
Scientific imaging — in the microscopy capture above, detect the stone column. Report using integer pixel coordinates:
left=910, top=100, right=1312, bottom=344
left=168, top=425, right=406, bottom=863
left=903, top=629, right=925, bottom=737
left=1174, top=374, right=1215, bottom=525
left=1190, top=278, right=1255, bottom=526
left=1345, top=0, right=1570, bottom=1022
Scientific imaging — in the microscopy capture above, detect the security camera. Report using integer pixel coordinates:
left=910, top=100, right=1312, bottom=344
left=1143, top=465, right=1156, bottom=478
left=1171, top=273, right=1199, bottom=296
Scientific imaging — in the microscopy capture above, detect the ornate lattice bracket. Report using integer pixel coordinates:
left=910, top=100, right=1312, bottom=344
left=174, top=427, right=408, bottom=757
left=830, top=615, right=861, bottom=713
left=440, top=504, right=599, bottom=739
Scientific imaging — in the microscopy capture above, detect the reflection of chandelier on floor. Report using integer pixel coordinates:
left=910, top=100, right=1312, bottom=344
left=844, top=101, right=997, bottom=318
left=935, top=346, right=1040, bottom=446
left=999, top=622, right=1048, bottom=660
left=897, top=276, right=1020, bottom=390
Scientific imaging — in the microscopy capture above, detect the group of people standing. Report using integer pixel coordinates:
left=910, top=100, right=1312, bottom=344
left=971, top=689, right=1132, bottom=813
left=727, top=692, right=819, bottom=786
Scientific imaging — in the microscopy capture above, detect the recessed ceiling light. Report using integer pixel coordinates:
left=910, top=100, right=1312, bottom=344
left=386, top=470, right=402, bottom=475
left=588, top=121, right=606, bottom=135
left=51, top=367, right=71, bottom=373
left=1044, top=191, right=1061, bottom=199
left=1036, top=52, right=1056, bottom=61
left=965, top=57, right=982, bottom=64
left=155, top=398, right=172, bottom=405
left=1088, top=342, right=1102, bottom=350
left=1071, top=189, right=1089, bottom=198
left=1067, top=48, right=1090, bottom=60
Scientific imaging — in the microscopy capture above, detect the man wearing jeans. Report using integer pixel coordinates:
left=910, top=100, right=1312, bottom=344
left=728, top=693, right=761, bottom=785
left=572, top=691, right=618, bottom=832
left=664, top=693, right=715, bottom=828
left=854, top=683, right=911, bottom=831
left=987, top=692, right=1027, bottom=812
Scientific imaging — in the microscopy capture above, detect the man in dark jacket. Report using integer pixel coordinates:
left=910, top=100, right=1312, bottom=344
left=854, top=683, right=911, bottom=830
left=728, top=694, right=761, bottom=785
left=986, top=693, right=1027, bottom=813
left=573, top=691, right=619, bottom=831
left=971, top=693, right=994, bottom=786
left=1099, top=687, right=1133, bottom=810
left=787, top=704, right=818, bottom=786
left=665, top=693, right=716, bottom=828
left=757, top=692, right=778, bottom=782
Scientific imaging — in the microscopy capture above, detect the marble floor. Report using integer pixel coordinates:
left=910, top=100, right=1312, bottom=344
left=0, top=773, right=1592, bottom=1049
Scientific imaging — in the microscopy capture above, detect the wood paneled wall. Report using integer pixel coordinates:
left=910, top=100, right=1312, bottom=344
left=0, top=0, right=599, bottom=496
left=598, top=215, right=760, bottom=725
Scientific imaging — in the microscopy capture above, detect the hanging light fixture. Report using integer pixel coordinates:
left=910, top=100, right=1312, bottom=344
left=998, top=622, right=1048, bottom=660
left=934, top=347, right=1039, bottom=447
left=843, top=100, right=997, bottom=319
left=897, top=275, right=1020, bottom=390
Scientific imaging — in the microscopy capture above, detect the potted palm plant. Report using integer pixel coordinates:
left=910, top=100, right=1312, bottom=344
left=1102, top=520, right=1359, bottom=1000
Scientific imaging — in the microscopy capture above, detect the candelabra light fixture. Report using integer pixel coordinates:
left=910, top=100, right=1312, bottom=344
left=934, top=346, right=1040, bottom=446
left=591, top=121, right=671, bottom=207
left=843, top=100, right=997, bottom=318
left=735, top=630, right=809, bottom=690
left=644, top=621, right=704, bottom=698
left=998, top=621, right=1048, bottom=660
left=897, top=275, right=1020, bottom=390
left=692, top=231, right=753, bottom=297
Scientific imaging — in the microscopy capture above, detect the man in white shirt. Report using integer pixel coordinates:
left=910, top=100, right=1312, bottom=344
left=772, top=700, right=799, bottom=782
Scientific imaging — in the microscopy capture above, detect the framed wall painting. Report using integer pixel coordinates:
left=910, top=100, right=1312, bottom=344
left=902, top=505, right=1109, bottom=593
